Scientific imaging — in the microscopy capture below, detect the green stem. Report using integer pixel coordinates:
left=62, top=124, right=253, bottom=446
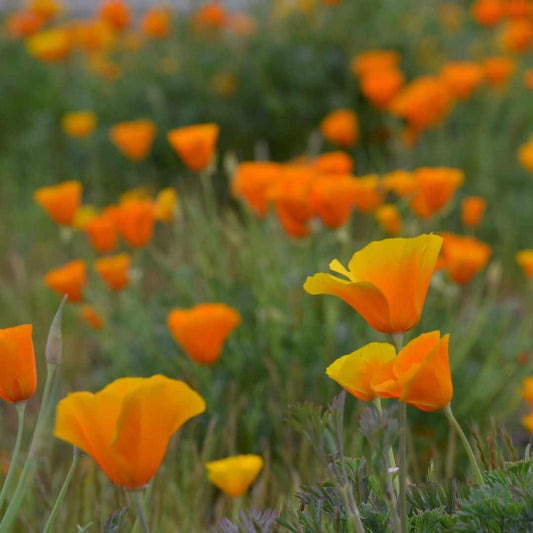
left=0, top=363, right=58, bottom=532
left=129, top=489, right=150, bottom=533
left=373, top=398, right=399, bottom=494
left=0, top=402, right=26, bottom=510
left=443, top=404, right=484, bottom=485
left=42, top=447, right=81, bottom=533
left=392, top=333, right=407, bottom=533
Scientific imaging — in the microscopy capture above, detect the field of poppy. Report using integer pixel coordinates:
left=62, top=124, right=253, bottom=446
left=3, top=0, right=533, bottom=531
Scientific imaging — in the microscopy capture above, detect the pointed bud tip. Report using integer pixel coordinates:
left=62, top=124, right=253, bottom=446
left=45, top=296, right=67, bottom=364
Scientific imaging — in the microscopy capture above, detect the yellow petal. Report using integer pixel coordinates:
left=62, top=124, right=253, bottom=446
left=206, top=455, right=263, bottom=497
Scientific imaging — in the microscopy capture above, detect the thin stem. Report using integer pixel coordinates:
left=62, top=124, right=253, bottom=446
left=42, top=447, right=81, bottom=533
left=373, top=398, right=399, bottom=494
left=0, top=363, right=58, bottom=533
left=392, top=333, right=408, bottom=533
left=0, top=402, right=26, bottom=510
left=443, top=404, right=484, bottom=485
left=129, top=489, right=150, bottom=533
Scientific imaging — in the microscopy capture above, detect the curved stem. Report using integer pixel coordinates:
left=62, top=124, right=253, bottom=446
left=0, top=402, right=26, bottom=510
left=0, top=363, right=57, bottom=533
left=42, top=447, right=80, bottom=533
left=129, top=489, right=150, bottom=533
left=443, top=404, right=484, bottom=485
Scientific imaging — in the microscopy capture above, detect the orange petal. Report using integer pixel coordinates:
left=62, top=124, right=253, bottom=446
left=206, top=455, right=263, bottom=497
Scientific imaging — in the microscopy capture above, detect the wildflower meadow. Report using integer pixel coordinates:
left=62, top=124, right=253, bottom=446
left=3, top=0, right=533, bottom=531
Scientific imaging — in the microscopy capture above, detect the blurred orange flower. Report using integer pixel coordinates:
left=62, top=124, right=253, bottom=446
left=375, top=204, right=402, bottom=235
left=73, top=205, right=98, bottom=230
left=524, top=68, right=533, bottom=90
left=381, top=170, right=416, bottom=197
left=34, top=180, right=82, bottom=226
left=54, top=375, right=206, bottom=488
left=231, top=162, right=282, bottom=216
left=227, top=12, right=256, bottom=36
left=80, top=305, right=104, bottom=330
left=313, top=152, right=354, bottom=175
left=471, top=0, right=505, bottom=26
left=372, top=331, right=452, bottom=411
left=6, top=11, right=45, bottom=39
left=72, top=20, right=115, bottom=53
left=360, top=68, right=405, bottom=109
left=439, top=232, right=492, bottom=283
left=410, top=167, right=464, bottom=219
left=303, top=234, right=443, bottom=334
left=167, top=304, right=242, bottom=365
left=95, top=253, right=131, bottom=291
left=351, top=50, right=401, bottom=78
left=0, top=325, right=37, bottom=404
left=483, top=56, right=515, bottom=88
left=109, top=120, right=156, bottom=162
left=30, top=0, right=61, bottom=20
left=141, top=8, right=171, bottom=38
left=167, top=124, right=219, bottom=172
left=206, top=455, right=263, bottom=497
left=99, top=0, right=131, bottom=31
left=440, top=61, right=485, bottom=100
left=116, top=200, right=155, bottom=248
left=516, top=250, right=533, bottom=278
left=45, top=260, right=87, bottom=302
left=83, top=213, right=118, bottom=253
left=155, top=188, right=178, bottom=223
left=62, top=111, right=97, bottom=139
left=194, top=3, right=227, bottom=30
left=310, top=175, right=360, bottom=228
left=500, top=18, right=533, bottom=52
left=320, top=109, right=359, bottom=147
left=518, top=135, right=533, bottom=172
left=351, top=175, right=385, bottom=213
left=461, top=196, right=486, bottom=228
left=26, top=27, right=72, bottom=62
left=390, top=76, right=451, bottom=134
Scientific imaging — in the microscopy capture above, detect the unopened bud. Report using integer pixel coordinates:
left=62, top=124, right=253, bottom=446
left=45, top=295, right=67, bottom=364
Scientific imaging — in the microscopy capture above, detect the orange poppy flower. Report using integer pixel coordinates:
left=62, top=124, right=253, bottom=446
left=206, top=455, right=264, bottom=497
left=440, top=61, right=485, bottom=100
left=231, top=162, right=283, bottom=216
left=116, top=200, right=155, bottom=248
left=326, top=342, right=396, bottom=401
left=34, top=180, right=82, bottom=226
left=167, top=304, right=241, bottom=365
left=390, top=76, right=451, bottom=133
left=194, top=3, right=227, bottom=30
left=303, top=234, right=443, bottom=334
left=99, top=0, right=131, bottom=31
left=62, top=111, right=97, bottom=139
left=350, top=50, right=401, bottom=78
left=0, top=325, right=37, bottom=404
left=154, top=188, right=178, bottom=223
left=375, top=204, right=402, bottom=235
left=461, top=196, right=486, bottom=228
left=83, top=213, right=118, bottom=254
left=167, top=124, right=219, bottom=172
left=310, top=175, right=360, bottom=228
left=360, top=68, right=405, bottom=109
left=410, top=167, right=464, bottom=219
left=109, top=120, right=156, bottom=162
left=320, top=109, right=359, bottom=147
left=95, top=254, right=131, bottom=291
left=45, top=260, right=87, bottom=302
left=504, top=0, right=533, bottom=18
left=522, top=376, right=533, bottom=405
left=313, top=152, right=354, bottom=175
left=381, top=170, right=416, bottom=197
left=6, top=11, right=45, bottom=39
left=351, top=175, right=385, bottom=213
left=439, top=232, right=492, bottom=283
left=516, top=250, right=533, bottom=278
left=471, top=0, right=505, bottom=26
left=54, top=375, right=206, bottom=488
left=483, top=56, right=516, bottom=88
left=30, top=0, right=61, bottom=20
left=141, top=8, right=171, bottom=39
left=372, top=331, right=453, bottom=412
left=80, top=305, right=104, bottom=330
left=26, top=27, right=72, bottom=62
left=72, top=19, right=115, bottom=53
left=518, top=135, right=533, bottom=172
left=500, top=18, right=533, bottom=52
left=268, top=166, right=315, bottom=238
